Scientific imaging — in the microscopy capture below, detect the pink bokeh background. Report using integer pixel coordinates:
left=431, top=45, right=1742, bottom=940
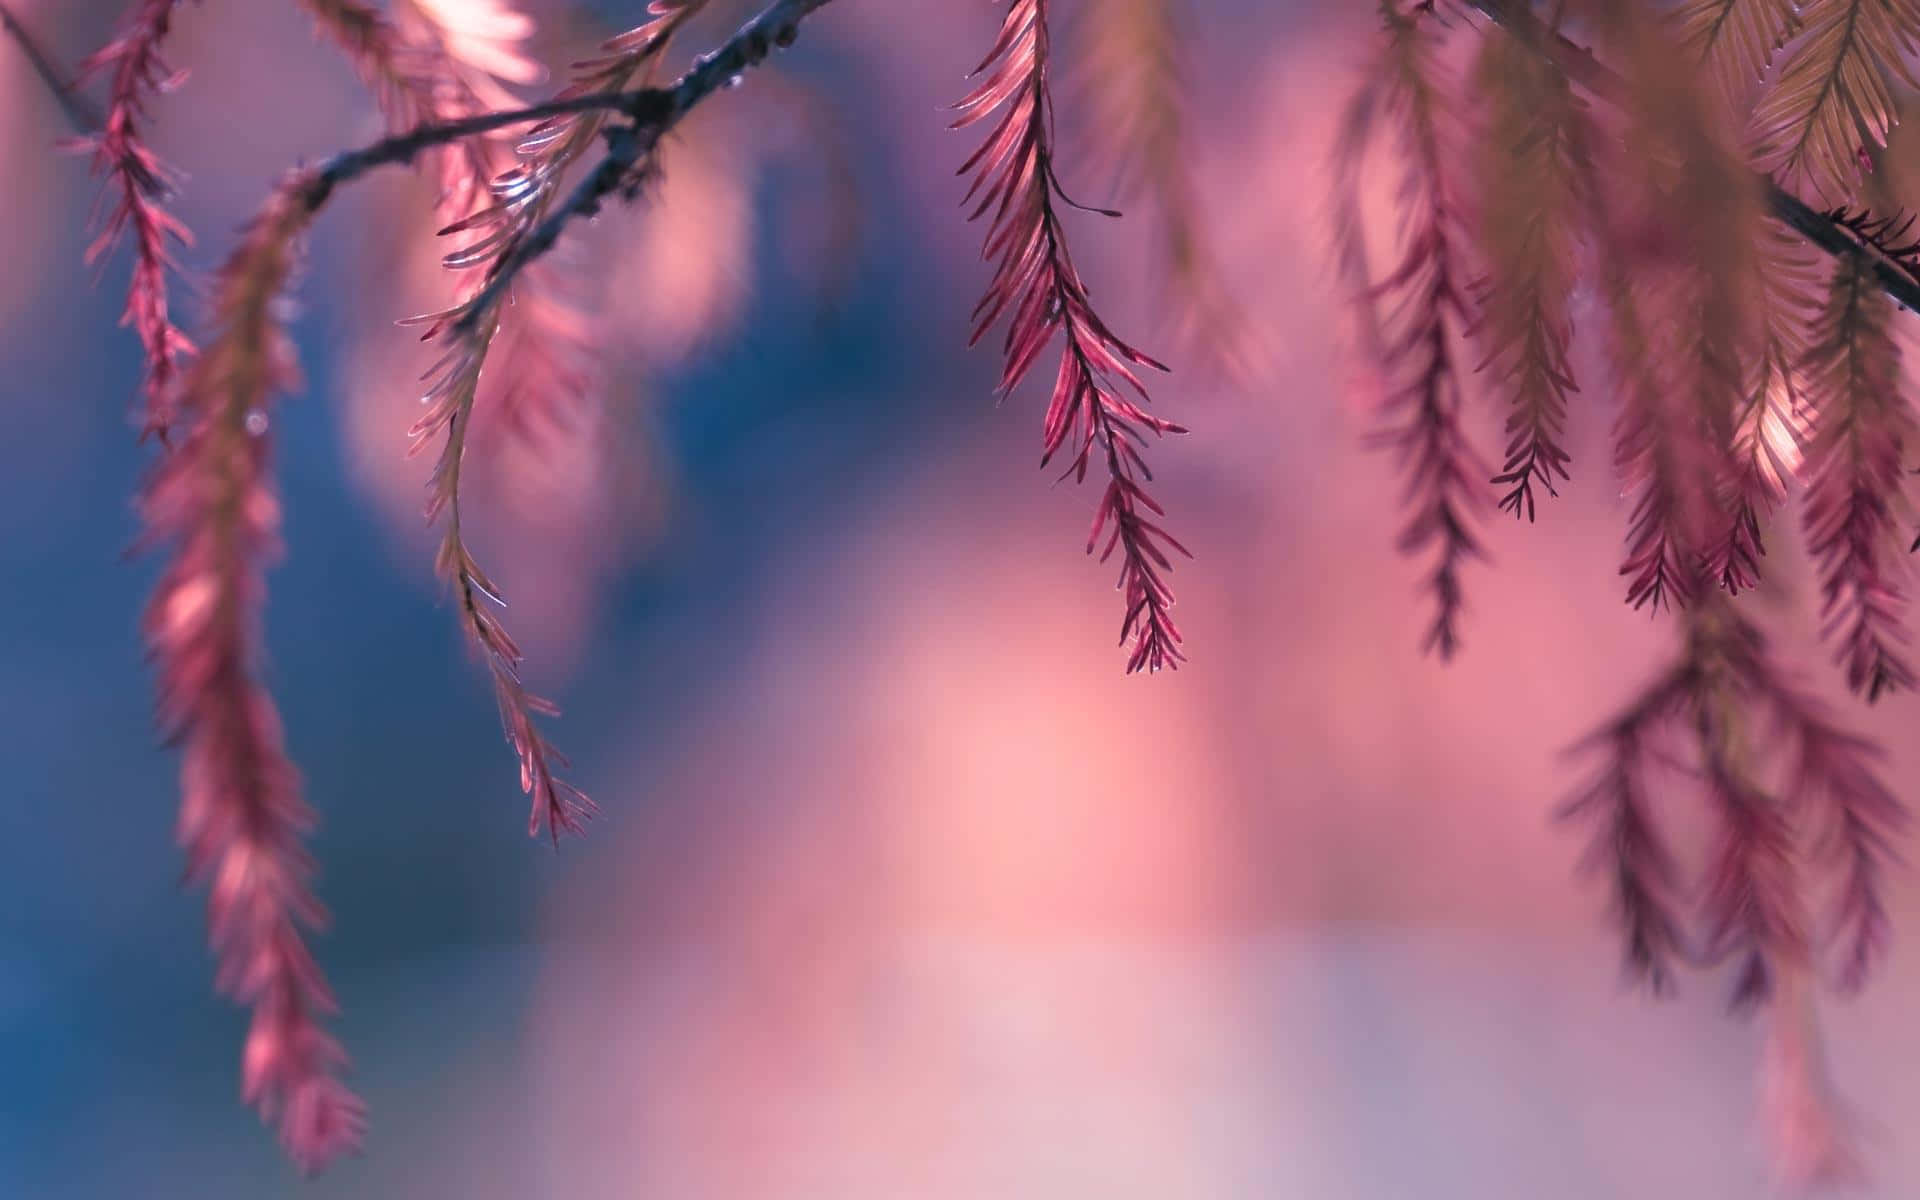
left=5, top=1, right=1919, bottom=1195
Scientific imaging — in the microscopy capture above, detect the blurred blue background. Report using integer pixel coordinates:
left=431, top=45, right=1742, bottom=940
left=6, top=1, right=1920, bottom=1196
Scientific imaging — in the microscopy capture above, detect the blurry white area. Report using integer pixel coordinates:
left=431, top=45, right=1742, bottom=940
left=528, top=928, right=1920, bottom=1199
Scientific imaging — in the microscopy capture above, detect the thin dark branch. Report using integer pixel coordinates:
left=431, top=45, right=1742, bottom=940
left=289, top=0, right=832, bottom=230
left=1465, top=0, right=1920, bottom=317
left=294, top=86, right=669, bottom=213
left=451, top=0, right=838, bottom=338
left=0, top=0, right=102, bottom=131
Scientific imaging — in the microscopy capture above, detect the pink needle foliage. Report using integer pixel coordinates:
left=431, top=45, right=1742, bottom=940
left=954, top=0, right=1190, bottom=674
left=1337, top=2, right=1487, bottom=657
left=79, top=0, right=196, bottom=443
left=20, top=0, right=1920, bottom=1183
left=295, top=0, right=498, bottom=216
left=1335, top=0, right=1920, bottom=1178
left=396, top=5, right=717, bottom=843
left=141, top=178, right=365, bottom=1173
left=304, top=0, right=605, bottom=840
left=1562, top=592, right=1903, bottom=1006
left=1799, top=220, right=1918, bottom=701
left=96, top=0, right=829, bottom=1166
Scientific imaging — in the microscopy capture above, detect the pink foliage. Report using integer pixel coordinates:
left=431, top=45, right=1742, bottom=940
left=955, top=0, right=1189, bottom=673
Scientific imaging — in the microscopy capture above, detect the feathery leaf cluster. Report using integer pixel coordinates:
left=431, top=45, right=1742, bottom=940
left=31, top=0, right=827, bottom=1170
left=1340, top=3, right=1487, bottom=656
left=21, top=0, right=1920, bottom=1183
left=141, top=174, right=364, bottom=1172
left=1339, top=0, right=1920, bottom=1178
left=955, top=0, right=1189, bottom=673
left=78, top=0, right=196, bottom=443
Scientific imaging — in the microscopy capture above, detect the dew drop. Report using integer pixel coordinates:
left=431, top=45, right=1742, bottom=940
left=724, top=73, right=744, bottom=89
left=244, top=409, right=269, bottom=436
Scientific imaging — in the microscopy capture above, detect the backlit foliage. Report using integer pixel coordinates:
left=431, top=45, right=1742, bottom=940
left=1337, top=0, right=1920, bottom=1184
left=14, top=0, right=1920, bottom=1186
left=955, top=0, right=1189, bottom=673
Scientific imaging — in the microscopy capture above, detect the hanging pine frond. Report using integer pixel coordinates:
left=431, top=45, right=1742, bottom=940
left=1797, top=254, right=1916, bottom=700
left=1346, top=1, right=1487, bottom=657
left=1749, top=0, right=1920, bottom=205
left=141, top=173, right=364, bottom=1174
left=417, top=0, right=703, bottom=443
left=955, top=0, right=1189, bottom=673
left=86, top=3, right=833, bottom=1168
left=1597, top=10, right=1765, bottom=610
left=1329, top=72, right=1385, bottom=363
left=1672, top=0, right=1818, bottom=598
left=79, top=0, right=197, bottom=444
left=1561, top=590, right=1898, bottom=1009
left=30, top=0, right=1920, bottom=1180
left=1467, top=25, right=1590, bottom=522
left=406, top=291, right=594, bottom=841
left=1694, top=661, right=1806, bottom=1012
left=295, top=0, right=513, bottom=231
left=296, top=0, right=445, bottom=129
left=391, top=0, right=545, bottom=217
left=1710, top=219, right=1820, bottom=594
left=398, top=3, right=708, bottom=840
left=1074, top=0, right=1255, bottom=377
left=1778, top=685, right=1906, bottom=991
left=1673, top=0, right=1802, bottom=107
left=1561, top=590, right=1807, bottom=1010
left=1559, top=696, right=1690, bottom=994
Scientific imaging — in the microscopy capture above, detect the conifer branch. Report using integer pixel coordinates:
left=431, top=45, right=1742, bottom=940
left=308, top=6, right=650, bottom=829
left=1330, top=81, right=1386, bottom=362
left=402, top=0, right=828, bottom=831
left=294, top=0, right=507, bottom=220
left=956, top=0, right=1189, bottom=673
left=1347, top=1, right=1487, bottom=657
left=397, top=0, right=594, bottom=451
left=1561, top=589, right=1899, bottom=1006
left=40, top=0, right=1920, bottom=1180
left=142, top=0, right=837, bottom=1164
left=1826, top=204, right=1920, bottom=291
left=407, top=289, right=594, bottom=842
left=290, top=88, right=679, bottom=206
left=1076, top=0, right=1256, bottom=377
left=1774, top=679, right=1906, bottom=990
left=143, top=178, right=364, bottom=1174
left=296, top=0, right=422, bottom=111
left=449, top=0, right=821, bottom=341
left=1798, top=255, right=1916, bottom=700
left=1559, top=686, right=1690, bottom=993
left=1710, top=220, right=1817, bottom=594
left=1749, top=0, right=1920, bottom=207
left=1674, top=0, right=1802, bottom=102
left=1602, top=260, right=1718, bottom=613
left=1694, top=656, right=1805, bottom=1012
left=77, top=0, right=197, bottom=443
left=1597, top=10, right=1765, bottom=614
left=1466, top=0, right=1920, bottom=316
left=1467, top=26, right=1588, bottom=522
